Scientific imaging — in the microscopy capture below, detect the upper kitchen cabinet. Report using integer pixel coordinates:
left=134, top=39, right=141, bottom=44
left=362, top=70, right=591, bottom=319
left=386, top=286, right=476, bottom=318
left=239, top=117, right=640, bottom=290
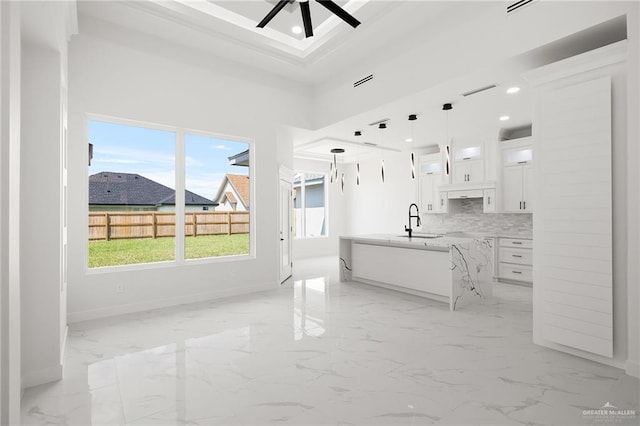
left=452, top=144, right=485, bottom=184
left=419, top=153, right=447, bottom=214
left=501, top=137, right=533, bottom=213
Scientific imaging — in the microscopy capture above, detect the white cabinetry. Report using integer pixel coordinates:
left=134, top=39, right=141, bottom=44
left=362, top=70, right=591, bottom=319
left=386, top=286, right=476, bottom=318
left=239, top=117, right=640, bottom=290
left=419, top=153, right=447, bottom=213
left=497, top=238, right=533, bottom=284
left=483, top=189, right=496, bottom=213
left=452, top=144, right=484, bottom=184
left=501, top=138, right=533, bottom=213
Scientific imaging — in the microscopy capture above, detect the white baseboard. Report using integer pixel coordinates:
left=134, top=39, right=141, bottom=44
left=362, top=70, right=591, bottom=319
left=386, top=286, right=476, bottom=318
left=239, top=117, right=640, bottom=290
left=534, top=337, right=626, bottom=370
left=22, top=364, right=63, bottom=388
left=67, top=282, right=276, bottom=323
left=626, top=360, right=640, bottom=378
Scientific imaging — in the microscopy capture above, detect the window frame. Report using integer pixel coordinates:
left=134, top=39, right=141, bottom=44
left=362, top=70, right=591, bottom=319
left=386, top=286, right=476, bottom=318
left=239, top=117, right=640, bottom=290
left=84, top=113, right=255, bottom=274
left=293, top=171, right=329, bottom=240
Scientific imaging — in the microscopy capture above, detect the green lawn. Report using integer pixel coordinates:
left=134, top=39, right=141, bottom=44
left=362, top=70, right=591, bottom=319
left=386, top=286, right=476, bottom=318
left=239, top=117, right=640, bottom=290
left=88, top=234, right=250, bottom=268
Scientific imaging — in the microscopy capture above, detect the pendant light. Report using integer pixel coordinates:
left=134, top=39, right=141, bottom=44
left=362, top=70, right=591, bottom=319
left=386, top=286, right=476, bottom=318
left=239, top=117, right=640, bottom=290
left=378, top=123, right=387, bottom=183
left=408, top=114, right=417, bottom=179
left=442, top=103, right=453, bottom=177
left=354, top=131, right=362, bottom=186
left=330, top=148, right=345, bottom=192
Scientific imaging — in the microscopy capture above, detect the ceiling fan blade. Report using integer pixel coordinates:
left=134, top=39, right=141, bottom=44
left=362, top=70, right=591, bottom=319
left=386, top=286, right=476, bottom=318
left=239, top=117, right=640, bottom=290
left=316, top=0, right=361, bottom=28
left=257, top=0, right=289, bottom=28
left=300, top=1, right=313, bottom=38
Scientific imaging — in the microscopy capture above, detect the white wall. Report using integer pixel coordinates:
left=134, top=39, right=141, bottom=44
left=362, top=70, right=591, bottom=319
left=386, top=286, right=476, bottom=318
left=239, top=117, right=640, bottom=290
left=67, top=18, right=312, bottom=321
left=626, top=4, right=640, bottom=378
left=342, top=150, right=420, bottom=236
left=292, top=158, right=344, bottom=260
left=21, top=43, right=65, bottom=387
left=0, top=2, right=22, bottom=421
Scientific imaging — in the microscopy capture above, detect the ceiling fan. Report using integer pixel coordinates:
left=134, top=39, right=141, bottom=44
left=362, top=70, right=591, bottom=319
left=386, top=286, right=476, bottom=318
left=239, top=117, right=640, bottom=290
left=257, top=0, right=361, bottom=38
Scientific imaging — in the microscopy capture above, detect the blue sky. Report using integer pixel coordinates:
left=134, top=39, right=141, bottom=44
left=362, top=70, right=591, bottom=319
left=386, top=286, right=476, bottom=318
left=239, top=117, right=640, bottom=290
left=88, top=120, right=249, bottom=200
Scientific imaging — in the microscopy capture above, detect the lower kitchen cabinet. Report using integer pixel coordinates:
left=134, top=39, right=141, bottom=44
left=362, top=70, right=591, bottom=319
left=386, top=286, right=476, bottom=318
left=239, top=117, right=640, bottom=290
left=497, top=237, right=533, bottom=285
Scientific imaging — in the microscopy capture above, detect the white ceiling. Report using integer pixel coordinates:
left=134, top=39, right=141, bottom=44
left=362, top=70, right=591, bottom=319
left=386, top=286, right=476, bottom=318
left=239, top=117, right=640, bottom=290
left=77, top=1, right=495, bottom=85
left=292, top=68, right=534, bottom=163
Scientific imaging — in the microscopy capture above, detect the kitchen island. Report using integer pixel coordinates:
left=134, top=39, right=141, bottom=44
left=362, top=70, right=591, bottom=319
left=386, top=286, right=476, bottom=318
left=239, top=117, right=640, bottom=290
left=339, top=234, right=493, bottom=311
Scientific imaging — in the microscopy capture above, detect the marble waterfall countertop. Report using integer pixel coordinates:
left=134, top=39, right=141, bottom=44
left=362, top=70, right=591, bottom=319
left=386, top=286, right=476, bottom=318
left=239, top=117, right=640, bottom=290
left=340, top=233, right=494, bottom=310
left=341, top=233, right=482, bottom=252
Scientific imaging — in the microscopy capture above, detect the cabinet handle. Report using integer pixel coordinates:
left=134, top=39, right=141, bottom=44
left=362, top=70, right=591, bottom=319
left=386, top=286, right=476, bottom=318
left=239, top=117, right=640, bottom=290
left=440, top=199, right=444, bottom=206
left=512, top=254, right=522, bottom=258
left=519, top=201, right=522, bottom=210
left=463, top=157, right=470, bottom=160
left=512, top=271, right=522, bottom=274
left=517, top=161, right=528, bottom=164
left=512, top=241, right=523, bottom=245
left=488, top=196, right=491, bottom=204
left=523, top=201, right=526, bottom=210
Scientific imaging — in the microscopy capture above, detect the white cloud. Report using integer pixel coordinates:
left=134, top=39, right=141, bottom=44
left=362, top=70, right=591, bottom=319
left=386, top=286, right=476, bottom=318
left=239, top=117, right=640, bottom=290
left=186, top=172, right=227, bottom=200
left=185, top=156, right=205, bottom=168
left=98, top=158, right=141, bottom=165
left=212, top=144, right=231, bottom=151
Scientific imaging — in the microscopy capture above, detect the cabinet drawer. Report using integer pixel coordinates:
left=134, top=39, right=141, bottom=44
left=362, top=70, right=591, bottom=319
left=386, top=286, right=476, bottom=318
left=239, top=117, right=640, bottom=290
left=499, top=247, right=532, bottom=266
left=499, top=263, right=532, bottom=282
left=499, top=238, right=532, bottom=249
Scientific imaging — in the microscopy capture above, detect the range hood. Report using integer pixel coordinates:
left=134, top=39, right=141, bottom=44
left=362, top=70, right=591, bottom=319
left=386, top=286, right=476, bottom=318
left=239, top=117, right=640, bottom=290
left=447, top=189, right=484, bottom=199
left=438, top=181, right=496, bottom=198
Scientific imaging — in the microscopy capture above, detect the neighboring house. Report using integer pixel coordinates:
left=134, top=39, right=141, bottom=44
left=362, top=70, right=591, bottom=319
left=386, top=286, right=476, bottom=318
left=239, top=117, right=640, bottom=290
left=293, top=173, right=326, bottom=236
left=228, top=149, right=249, bottom=167
left=214, top=174, right=250, bottom=212
left=89, top=171, right=217, bottom=212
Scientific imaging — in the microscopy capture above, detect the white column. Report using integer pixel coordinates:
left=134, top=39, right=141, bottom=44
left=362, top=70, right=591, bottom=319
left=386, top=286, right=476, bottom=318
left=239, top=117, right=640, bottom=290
left=0, top=1, right=22, bottom=422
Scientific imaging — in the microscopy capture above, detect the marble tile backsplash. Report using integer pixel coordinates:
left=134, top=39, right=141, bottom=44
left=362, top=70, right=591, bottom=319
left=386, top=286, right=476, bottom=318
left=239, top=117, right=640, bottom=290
left=421, top=198, right=533, bottom=237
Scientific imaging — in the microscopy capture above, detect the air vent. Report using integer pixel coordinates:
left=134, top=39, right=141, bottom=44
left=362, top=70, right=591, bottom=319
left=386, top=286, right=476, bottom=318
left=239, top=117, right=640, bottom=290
left=367, top=118, right=389, bottom=127
left=354, top=74, right=374, bottom=88
left=507, top=0, right=536, bottom=14
left=462, top=84, right=497, bottom=97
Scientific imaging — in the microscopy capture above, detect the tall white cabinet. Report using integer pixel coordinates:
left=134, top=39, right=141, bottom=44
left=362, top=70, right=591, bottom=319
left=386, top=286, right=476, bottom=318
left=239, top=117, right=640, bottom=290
left=501, top=137, right=534, bottom=213
left=524, top=41, right=625, bottom=360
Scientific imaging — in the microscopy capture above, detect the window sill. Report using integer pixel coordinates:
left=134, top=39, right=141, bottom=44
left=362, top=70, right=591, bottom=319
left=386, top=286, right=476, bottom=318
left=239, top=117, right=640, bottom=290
left=86, top=253, right=255, bottom=275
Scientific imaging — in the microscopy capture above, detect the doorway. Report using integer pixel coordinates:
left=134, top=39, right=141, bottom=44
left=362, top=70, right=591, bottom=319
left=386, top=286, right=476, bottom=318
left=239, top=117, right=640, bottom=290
left=279, top=167, right=293, bottom=283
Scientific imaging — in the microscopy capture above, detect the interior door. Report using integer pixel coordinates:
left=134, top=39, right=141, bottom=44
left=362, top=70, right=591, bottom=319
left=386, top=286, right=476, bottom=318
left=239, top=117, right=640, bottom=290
left=279, top=178, right=292, bottom=283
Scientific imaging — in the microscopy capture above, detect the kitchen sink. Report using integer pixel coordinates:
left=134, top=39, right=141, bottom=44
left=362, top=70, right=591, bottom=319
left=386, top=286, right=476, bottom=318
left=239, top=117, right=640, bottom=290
left=396, top=234, right=443, bottom=239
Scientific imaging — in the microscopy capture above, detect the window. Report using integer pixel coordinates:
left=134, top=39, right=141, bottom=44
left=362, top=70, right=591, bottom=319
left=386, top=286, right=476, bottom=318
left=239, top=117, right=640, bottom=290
left=87, top=118, right=251, bottom=269
left=293, top=172, right=327, bottom=238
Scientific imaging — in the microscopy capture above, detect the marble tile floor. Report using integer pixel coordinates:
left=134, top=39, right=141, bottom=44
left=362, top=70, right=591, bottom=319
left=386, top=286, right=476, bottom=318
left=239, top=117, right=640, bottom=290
left=21, top=257, right=639, bottom=426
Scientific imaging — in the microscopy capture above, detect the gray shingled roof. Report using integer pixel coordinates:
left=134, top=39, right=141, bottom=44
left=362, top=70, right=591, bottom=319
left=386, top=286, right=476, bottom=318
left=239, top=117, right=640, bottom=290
left=89, top=172, right=217, bottom=206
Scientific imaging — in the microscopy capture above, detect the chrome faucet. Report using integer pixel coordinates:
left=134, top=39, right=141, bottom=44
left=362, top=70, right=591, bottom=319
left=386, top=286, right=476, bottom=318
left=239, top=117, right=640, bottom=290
left=405, top=203, right=421, bottom=238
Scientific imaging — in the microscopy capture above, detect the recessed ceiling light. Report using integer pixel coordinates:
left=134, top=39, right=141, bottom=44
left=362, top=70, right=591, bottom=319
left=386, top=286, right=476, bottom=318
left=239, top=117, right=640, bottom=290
left=405, top=138, right=413, bottom=143
left=499, top=115, right=510, bottom=121
left=506, top=87, right=520, bottom=94
left=291, top=26, right=303, bottom=35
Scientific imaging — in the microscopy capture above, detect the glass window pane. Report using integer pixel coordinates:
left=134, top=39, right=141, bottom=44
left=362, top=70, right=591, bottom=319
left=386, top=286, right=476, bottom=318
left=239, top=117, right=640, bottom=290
left=88, top=120, right=176, bottom=268
left=184, top=134, right=250, bottom=260
left=304, top=174, right=325, bottom=237
left=293, top=172, right=327, bottom=238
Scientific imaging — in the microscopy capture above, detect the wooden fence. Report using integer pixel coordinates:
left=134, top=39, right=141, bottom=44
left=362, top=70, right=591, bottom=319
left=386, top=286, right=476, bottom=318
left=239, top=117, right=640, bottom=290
left=89, top=211, right=250, bottom=241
